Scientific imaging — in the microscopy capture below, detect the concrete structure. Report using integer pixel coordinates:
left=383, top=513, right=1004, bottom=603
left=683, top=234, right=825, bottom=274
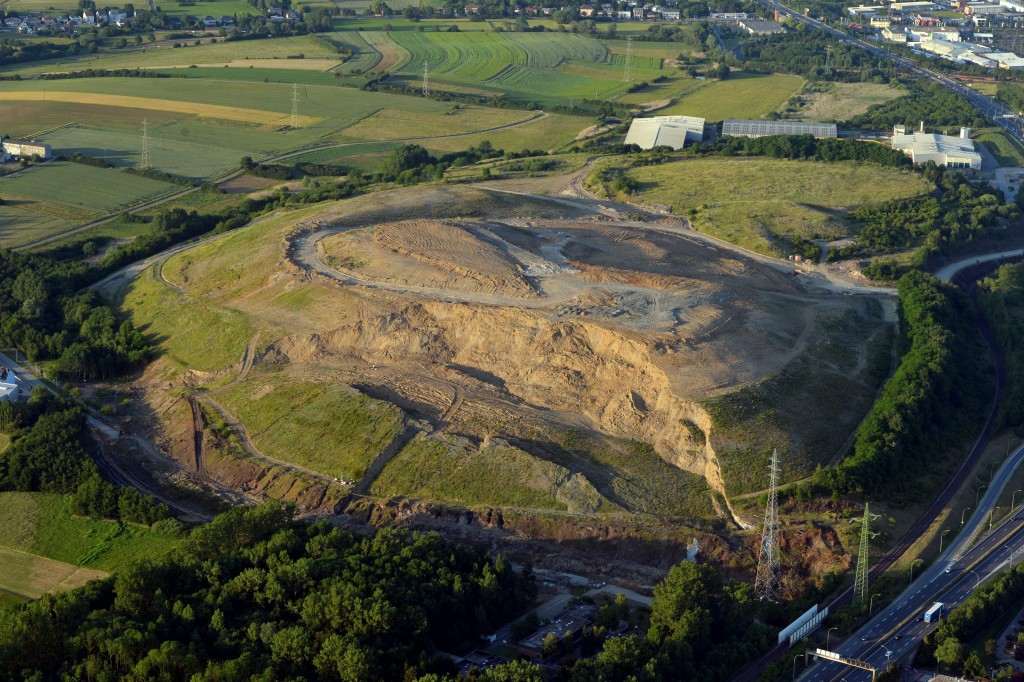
left=738, top=19, right=785, bottom=33
left=870, top=15, right=894, bottom=26
left=722, top=119, right=838, bottom=138
left=0, top=368, right=20, bottom=403
left=988, top=50, right=1024, bottom=67
left=624, top=115, right=705, bottom=149
left=882, top=26, right=910, bottom=40
left=890, top=1, right=938, bottom=10
left=1, top=139, right=51, bottom=160
left=891, top=128, right=982, bottom=168
left=848, top=4, right=885, bottom=15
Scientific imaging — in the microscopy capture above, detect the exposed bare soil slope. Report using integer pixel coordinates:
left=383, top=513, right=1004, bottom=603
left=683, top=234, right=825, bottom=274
left=121, top=178, right=886, bottom=582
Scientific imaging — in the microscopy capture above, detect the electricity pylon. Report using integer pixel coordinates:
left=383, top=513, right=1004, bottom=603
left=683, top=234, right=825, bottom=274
left=623, top=36, right=633, bottom=82
left=754, top=449, right=782, bottom=602
left=290, top=83, right=300, bottom=129
left=140, top=119, right=150, bottom=169
left=853, top=502, right=871, bottom=608
left=423, top=61, right=431, bottom=98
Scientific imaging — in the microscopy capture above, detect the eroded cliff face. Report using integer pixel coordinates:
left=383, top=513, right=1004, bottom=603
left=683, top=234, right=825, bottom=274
left=262, top=300, right=738, bottom=521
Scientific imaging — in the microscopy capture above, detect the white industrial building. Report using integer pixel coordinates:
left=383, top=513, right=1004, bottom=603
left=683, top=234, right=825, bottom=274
left=624, top=115, right=706, bottom=149
left=0, top=139, right=51, bottom=160
left=986, top=51, right=1024, bottom=68
left=891, top=127, right=982, bottom=169
left=722, top=119, right=838, bottom=138
left=0, top=368, right=20, bottom=403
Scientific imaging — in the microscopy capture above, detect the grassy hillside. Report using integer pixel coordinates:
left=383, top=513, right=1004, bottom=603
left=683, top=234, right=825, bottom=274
left=215, top=377, right=404, bottom=481
left=611, top=157, right=934, bottom=256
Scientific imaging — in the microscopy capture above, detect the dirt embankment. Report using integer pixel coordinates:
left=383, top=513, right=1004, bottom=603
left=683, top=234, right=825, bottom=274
left=261, top=300, right=738, bottom=520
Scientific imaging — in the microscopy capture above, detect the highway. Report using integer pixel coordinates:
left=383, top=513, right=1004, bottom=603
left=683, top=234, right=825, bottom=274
left=754, top=0, right=1024, bottom=143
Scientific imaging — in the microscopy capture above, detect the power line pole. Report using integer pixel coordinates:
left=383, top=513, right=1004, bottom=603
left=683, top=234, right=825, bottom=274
left=623, top=35, right=633, bottom=83
left=422, top=60, right=431, bottom=98
left=825, top=45, right=833, bottom=75
left=141, top=118, right=150, bottom=169
left=854, top=502, right=871, bottom=608
left=754, top=449, right=782, bottom=602
left=290, top=83, right=300, bottom=129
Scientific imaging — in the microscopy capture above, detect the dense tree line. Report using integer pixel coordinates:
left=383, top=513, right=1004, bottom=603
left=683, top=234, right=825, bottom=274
left=821, top=272, right=989, bottom=496
left=739, top=25, right=898, bottom=81
left=853, top=166, right=1017, bottom=277
left=979, top=262, right=1024, bottom=433
left=0, top=390, right=167, bottom=524
left=848, top=81, right=985, bottom=130
left=713, top=133, right=913, bottom=167
left=0, top=506, right=774, bottom=682
left=997, top=82, right=1024, bottom=116
left=0, top=504, right=536, bottom=681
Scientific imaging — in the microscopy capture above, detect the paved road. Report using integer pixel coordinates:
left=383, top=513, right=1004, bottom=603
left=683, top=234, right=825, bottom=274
left=754, top=0, right=1024, bottom=142
left=935, top=249, right=1024, bottom=284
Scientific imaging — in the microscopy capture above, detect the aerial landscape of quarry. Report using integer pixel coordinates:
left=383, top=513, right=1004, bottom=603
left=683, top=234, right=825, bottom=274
left=9, top=0, right=1024, bottom=679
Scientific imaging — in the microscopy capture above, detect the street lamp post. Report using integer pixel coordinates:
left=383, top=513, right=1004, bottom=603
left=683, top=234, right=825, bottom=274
left=1013, top=489, right=1023, bottom=512
left=910, top=559, right=924, bottom=584
left=962, top=507, right=972, bottom=526
left=940, top=528, right=951, bottom=554
left=793, top=653, right=805, bottom=681
left=977, top=484, right=988, bottom=507
left=870, top=593, right=881, bottom=616
left=991, top=506, right=1002, bottom=532
left=827, top=627, right=838, bottom=650
left=969, top=569, right=981, bottom=589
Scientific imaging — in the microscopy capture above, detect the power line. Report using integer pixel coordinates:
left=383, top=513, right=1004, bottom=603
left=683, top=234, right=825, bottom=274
left=754, top=449, right=782, bottom=602
left=422, top=61, right=431, bottom=98
left=141, top=119, right=149, bottom=169
left=290, top=83, right=300, bottom=129
left=623, top=36, right=633, bottom=82
left=853, top=502, right=871, bottom=608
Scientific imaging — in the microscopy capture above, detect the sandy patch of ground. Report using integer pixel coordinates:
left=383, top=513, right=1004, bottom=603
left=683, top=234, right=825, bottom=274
left=219, top=174, right=277, bottom=195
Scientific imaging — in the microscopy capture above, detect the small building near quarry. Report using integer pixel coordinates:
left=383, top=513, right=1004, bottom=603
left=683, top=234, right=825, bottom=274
left=0, top=368, right=21, bottom=403
left=1, top=139, right=52, bottom=160
left=890, top=127, right=982, bottom=169
left=722, top=119, right=838, bottom=138
left=624, top=115, right=706, bottom=149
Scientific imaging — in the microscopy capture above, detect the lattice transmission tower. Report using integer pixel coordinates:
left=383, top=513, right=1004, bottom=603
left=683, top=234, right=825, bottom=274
left=291, top=83, right=300, bottom=129
left=623, top=36, right=633, bottom=82
left=140, top=119, right=150, bottom=169
left=853, top=502, right=871, bottom=608
left=422, top=61, right=431, bottom=98
left=754, top=449, right=782, bottom=601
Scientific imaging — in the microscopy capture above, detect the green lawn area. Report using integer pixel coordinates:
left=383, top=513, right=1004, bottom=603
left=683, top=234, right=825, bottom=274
left=0, top=161, right=178, bottom=214
left=214, top=378, right=404, bottom=481
left=0, top=434, right=8, bottom=454
left=977, top=128, right=1024, bottom=167
left=659, top=73, right=805, bottom=121
left=612, top=157, right=934, bottom=256
left=0, top=492, right=181, bottom=571
left=0, top=589, right=27, bottom=611
left=372, top=434, right=593, bottom=511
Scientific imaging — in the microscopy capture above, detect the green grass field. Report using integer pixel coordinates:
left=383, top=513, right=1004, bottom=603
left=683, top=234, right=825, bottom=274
left=0, top=434, right=8, bottom=454
left=612, top=157, right=934, bottom=256
left=0, top=492, right=182, bottom=571
left=215, top=377, right=404, bottom=480
left=0, top=589, right=27, bottom=610
left=0, top=161, right=178, bottom=213
left=977, top=128, right=1024, bottom=167
left=121, top=269, right=253, bottom=372
left=659, top=73, right=804, bottom=121
left=0, top=201, right=75, bottom=249
left=371, top=434, right=581, bottom=510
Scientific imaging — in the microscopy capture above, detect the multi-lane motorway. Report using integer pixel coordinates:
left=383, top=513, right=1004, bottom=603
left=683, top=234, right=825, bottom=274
left=753, top=0, right=1024, bottom=143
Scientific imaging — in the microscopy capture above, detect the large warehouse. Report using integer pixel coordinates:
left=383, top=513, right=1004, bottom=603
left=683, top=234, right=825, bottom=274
left=890, top=128, right=982, bottom=169
left=722, top=119, right=838, bottom=138
left=624, top=115, right=706, bottom=150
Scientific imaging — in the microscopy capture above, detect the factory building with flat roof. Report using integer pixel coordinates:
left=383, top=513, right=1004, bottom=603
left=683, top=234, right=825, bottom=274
left=624, top=115, right=706, bottom=150
left=891, top=127, right=982, bottom=169
left=0, top=139, right=51, bottom=160
left=722, top=119, right=838, bottom=138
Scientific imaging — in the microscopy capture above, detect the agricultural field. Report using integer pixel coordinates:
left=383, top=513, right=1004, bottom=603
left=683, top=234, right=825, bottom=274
left=0, top=35, right=340, bottom=77
left=659, top=73, right=805, bottom=121
left=0, top=493, right=182, bottom=572
left=0, top=546, right=105, bottom=600
left=785, top=81, right=906, bottom=122
left=610, top=157, right=934, bottom=255
left=214, top=376, right=404, bottom=481
left=0, top=202, right=76, bottom=250
left=0, top=162, right=178, bottom=214
left=340, top=106, right=539, bottom=141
